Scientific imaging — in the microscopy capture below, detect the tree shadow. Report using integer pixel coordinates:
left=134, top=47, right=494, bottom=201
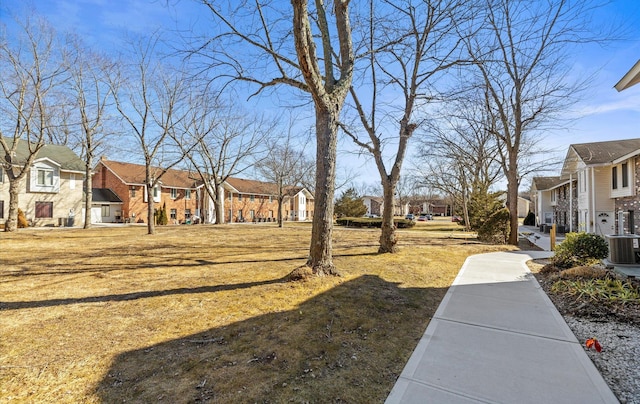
left=0, top=276, right=290, bottom=310
left=94, top=275, right=446, bottom=403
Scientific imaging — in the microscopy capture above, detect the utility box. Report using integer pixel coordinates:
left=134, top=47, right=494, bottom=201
left=606, top=235, right=640, bottom=264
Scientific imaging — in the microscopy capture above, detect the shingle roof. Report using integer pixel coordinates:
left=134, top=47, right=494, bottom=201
left=570, top=138, right=640, bottom=165
left=532, top=176, right=566, bottom=191
left=5, top=138, right=85, bottom=172
left=99, top=159, right=202, bottom=189
left=92, top=188, right=123, bottom=203
left=225, top=177, right=279, bottom=195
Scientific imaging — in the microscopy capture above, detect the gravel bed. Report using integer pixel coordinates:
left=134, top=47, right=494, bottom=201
left=563, top=315, right=640, bottom=403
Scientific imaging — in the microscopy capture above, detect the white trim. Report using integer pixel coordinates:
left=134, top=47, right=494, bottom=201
left=615, top=59, right=640, bottom=91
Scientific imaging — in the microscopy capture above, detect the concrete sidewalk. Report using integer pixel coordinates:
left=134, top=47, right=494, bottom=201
left=386, top=251, right=618, bottom=403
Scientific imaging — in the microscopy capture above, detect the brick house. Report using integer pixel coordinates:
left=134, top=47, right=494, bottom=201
left=221, top=177, right=314, bottom=223
left=93, top=158, right=314, bottom=225
left=1, top=140, right=85, bottom=227
left=92, top=158, right=202, bottom=224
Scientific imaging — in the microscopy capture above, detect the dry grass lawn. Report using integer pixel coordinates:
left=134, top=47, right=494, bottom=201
left=1, top=223, right=515, bottom=403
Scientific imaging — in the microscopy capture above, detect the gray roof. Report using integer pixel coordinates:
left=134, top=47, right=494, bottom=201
left=531, top=176, right=566, bottom=191
left=570, top=138, right=640, bottom=165
left=4, top=138, right=85, bottom=172
left=92, top=188, right=123, bottom=203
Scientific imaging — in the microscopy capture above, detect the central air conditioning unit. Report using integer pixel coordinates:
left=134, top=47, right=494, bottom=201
left=606, top=235, right=640, bottom=264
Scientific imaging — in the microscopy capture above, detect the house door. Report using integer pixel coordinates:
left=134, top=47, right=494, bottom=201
left=91, top=207, right=102, bottom=223
left=595, top=211, right=614, bottom=236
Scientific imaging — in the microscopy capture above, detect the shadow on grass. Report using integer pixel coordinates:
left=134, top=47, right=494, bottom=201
left=94, top=275, right=446, bottom=403
left=0, top=276, right=289, bottom=310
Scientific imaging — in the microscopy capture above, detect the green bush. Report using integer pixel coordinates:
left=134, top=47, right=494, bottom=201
left=523, top=211, right=535, bottom=226
left=477, top=208, right=510, bottom=244
left=552, top=232, right=608, bottom=269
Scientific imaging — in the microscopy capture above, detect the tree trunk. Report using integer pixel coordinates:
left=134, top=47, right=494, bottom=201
left=84, top=155, right=93, bottom=229
left=307, top=107, right=339, bottom=275
left=277, top=197, right=284, bottom=228
left=147, top=183, right=156, bottom=235
left=5, top=177, right=21, bottom=232
left=214, top=182, right=224, bottom=224
left=506, top=166, right=519, bottom=246
left=379, top=177, right=398, bottom=253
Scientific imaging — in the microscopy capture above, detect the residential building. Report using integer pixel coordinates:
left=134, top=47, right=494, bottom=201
left=0, top=140, right=85, bottom=227
left=93, top=158, right=314, bottom=225
left=531, top=138, right=640, bottom=235
left=92, top=158, right=203, bottom=224
left=220, top=177, right=313, bottom=223
left=362, top=195, right=382, bottom=217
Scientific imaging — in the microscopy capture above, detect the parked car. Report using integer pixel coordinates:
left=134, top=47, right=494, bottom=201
left=405, top=214, right=415, bottom=221
left=451, top=215, right=462, bottom=222
left=417, top=214, right=433, bottom=221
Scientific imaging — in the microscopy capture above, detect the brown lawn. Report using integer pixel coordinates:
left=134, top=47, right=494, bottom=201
left=0, top=223, right=515, bottom=403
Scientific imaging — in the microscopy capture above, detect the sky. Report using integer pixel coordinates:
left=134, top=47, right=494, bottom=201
left=1, top=0, right=639, bottom=191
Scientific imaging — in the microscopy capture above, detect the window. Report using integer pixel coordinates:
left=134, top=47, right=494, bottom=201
left=185, top=189, right=191, bottom=200
left=250, top=194, right=255, bottom=202
left=130, top=187, right=136, bottom=197
left=269, top=210, right=273, bottom=218
left=237, top=210, right=243, bottom=221
left=37, top=169, right=54, bottom=186
left=0, top=169, right=4, bottom=183
left=550, top=190, right=556, bottom=202
left=269, top=195, right=273, bottom=203
left=170, top=188, right=177, bottom=199
left=622, top=162, right=629, bottom=188
left=170, top=209, right=177, bottom=220
left=101, top=205, right=110, bottom=217
left=0, top=200, right=4, bottom=219
left=238, top=194, right=243, bottom=201
left=69, top=173, right=76, bottom=190
left=228, top=192, right=232, bottom=201
left=612, top=166, right=618, bottom=189
left=250, top=209, right=255, bottom=219
left=35, top=202, right=53, bottom=218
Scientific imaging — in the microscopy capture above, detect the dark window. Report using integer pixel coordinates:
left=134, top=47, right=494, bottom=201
left=35, top=202, right=53, bottom=218
left=0, top=200, right=4, bottom=219
left=170, top=209, right=177, bottom=219
left=622, top=163, right=629, bottom=188
left=612, top=166, right=618, bottom=189
left=185, top=209, right=192, bottom=219
left=238, top=194, right=243, bottom=201
left=629, top=210, right=635, bottom=234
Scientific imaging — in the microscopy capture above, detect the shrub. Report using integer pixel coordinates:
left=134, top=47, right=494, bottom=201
left=523, top=211, right=535, bottom=226
left=552, top=232, right=608, bottom=269
left=17, top=209, right=29, bottom=228
left=477, top=208, right=510, bottom=244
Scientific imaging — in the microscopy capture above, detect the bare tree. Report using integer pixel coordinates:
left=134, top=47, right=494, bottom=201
left=65, top=35, right=115, bottom=229
left=461, top=0, right=606, bottom=245
left=110, top=35, right=191, bottom=235
left=194, top=0, right=354, bottom=275
left=0, top=15, right=69, bottom=231
left=182, top=97, right=274, bottom=225
left=255, top=130, right=314, bottom=228
left=340, top=0, right=470, bottom=253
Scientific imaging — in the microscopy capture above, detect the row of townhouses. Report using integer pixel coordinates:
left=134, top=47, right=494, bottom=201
left=531, top=138, right=640, bottom=236
left=0, top=141, right=314, bottom=227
